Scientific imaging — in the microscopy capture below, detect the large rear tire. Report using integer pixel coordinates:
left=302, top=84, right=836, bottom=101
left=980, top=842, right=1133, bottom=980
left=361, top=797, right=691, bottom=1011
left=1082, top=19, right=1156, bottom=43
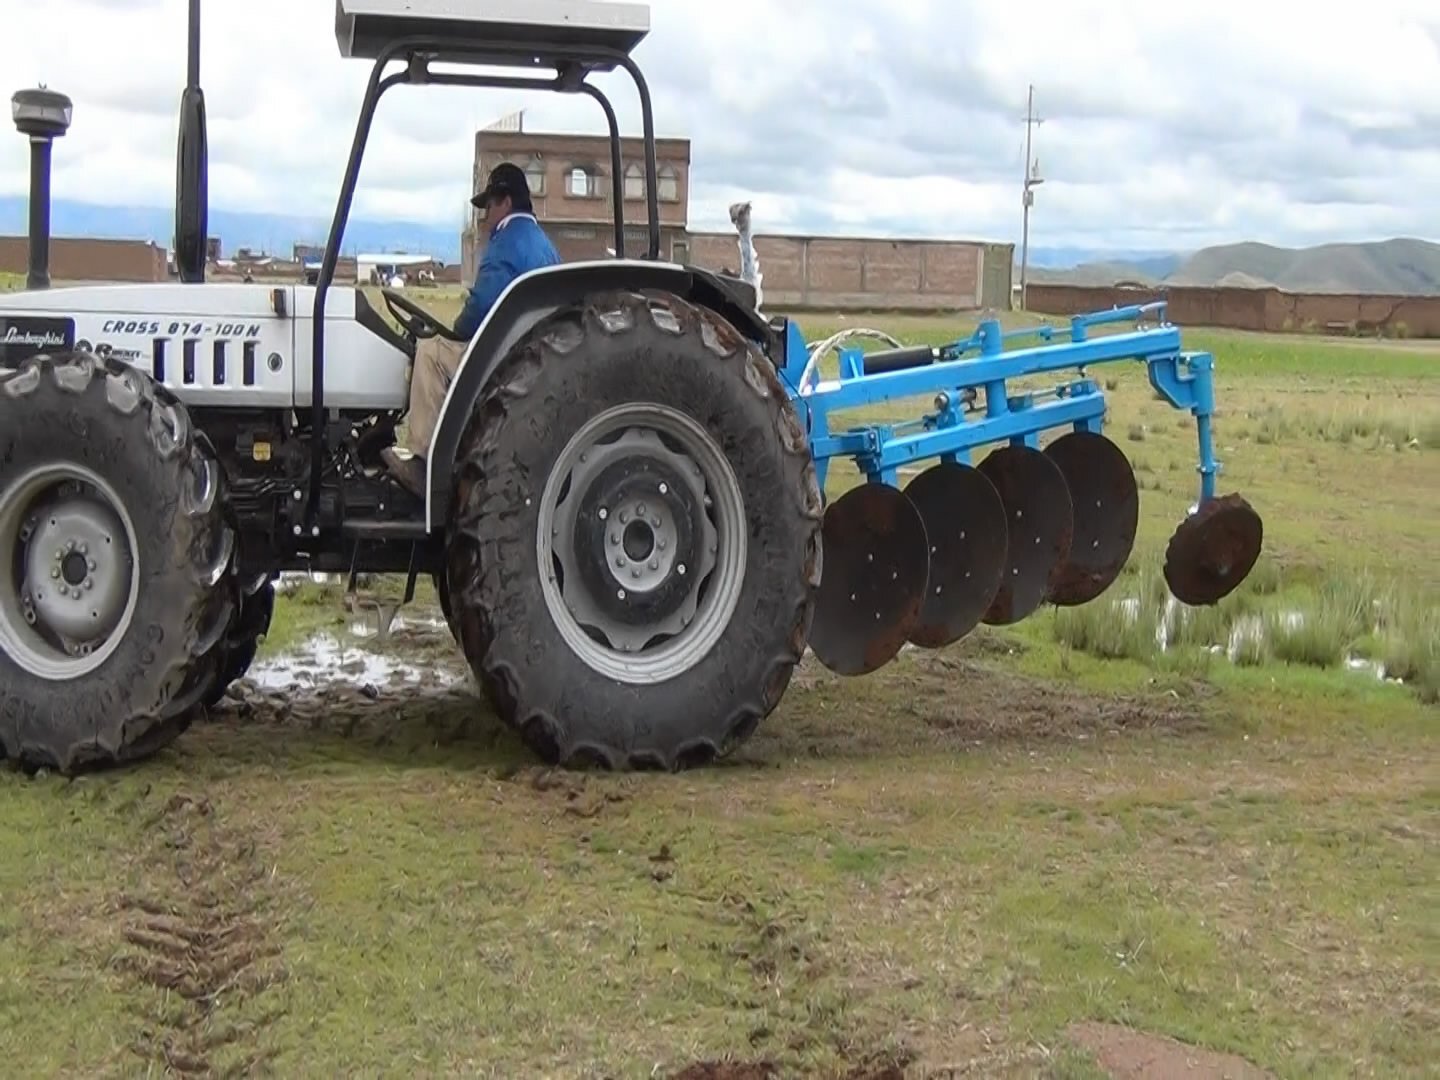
left=0, top=352, right=235, bottom=772
left=444, top=290, right=823, bottom=769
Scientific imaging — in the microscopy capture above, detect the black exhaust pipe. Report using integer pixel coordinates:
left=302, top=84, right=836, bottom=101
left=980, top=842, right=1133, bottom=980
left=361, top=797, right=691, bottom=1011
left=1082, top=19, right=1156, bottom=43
left=174, top=0, right=207, bottom=282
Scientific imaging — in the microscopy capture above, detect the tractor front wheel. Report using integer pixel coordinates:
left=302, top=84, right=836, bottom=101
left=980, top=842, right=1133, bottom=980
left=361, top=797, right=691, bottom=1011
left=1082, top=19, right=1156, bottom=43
left=444, top=289, right=823, bottom=769
left=0, top=352, right=236, bottom=771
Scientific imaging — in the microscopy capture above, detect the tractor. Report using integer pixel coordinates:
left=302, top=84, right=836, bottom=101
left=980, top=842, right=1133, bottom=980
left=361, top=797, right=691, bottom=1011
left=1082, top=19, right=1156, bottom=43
left=0, top=0, right=1263, bottom=775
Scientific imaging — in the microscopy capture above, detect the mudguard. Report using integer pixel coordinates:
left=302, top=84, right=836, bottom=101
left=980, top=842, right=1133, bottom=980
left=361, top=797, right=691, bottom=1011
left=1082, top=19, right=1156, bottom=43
left=425, top=258, right=776, bottom=529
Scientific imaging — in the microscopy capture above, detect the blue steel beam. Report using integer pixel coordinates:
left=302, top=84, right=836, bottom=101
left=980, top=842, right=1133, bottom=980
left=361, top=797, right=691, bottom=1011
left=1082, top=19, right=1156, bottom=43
left=780, top=302, right=1221, bottom=504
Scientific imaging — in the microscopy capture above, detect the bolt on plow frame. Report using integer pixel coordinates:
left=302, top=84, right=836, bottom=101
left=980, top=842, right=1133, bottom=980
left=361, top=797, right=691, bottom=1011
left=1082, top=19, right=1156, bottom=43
left=0, top=0, right=1262, bottom=777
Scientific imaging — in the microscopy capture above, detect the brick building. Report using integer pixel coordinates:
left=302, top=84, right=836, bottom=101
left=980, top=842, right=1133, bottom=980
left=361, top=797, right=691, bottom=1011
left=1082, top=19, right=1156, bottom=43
left=464, top=129, right=692, bottom=280
left=0, top=236, right=168, bottom=283
left=462, top=127, right=1013, bottom=312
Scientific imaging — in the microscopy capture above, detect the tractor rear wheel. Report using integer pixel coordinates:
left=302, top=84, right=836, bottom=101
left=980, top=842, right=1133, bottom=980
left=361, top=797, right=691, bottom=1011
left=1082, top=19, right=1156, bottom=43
left=0, top=351, right=235, bottom=772
left=444, top=289, right=823, bottom=769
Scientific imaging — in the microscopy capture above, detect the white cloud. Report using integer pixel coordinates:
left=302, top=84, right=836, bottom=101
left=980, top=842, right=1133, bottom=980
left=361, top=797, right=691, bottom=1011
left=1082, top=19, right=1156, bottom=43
left=1, top=0, right=1438, bottom=253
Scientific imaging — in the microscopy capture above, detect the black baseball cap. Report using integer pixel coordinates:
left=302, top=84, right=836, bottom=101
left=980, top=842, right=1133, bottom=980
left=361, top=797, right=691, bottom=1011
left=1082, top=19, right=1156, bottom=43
left=471, top=162, right=532, bottom=210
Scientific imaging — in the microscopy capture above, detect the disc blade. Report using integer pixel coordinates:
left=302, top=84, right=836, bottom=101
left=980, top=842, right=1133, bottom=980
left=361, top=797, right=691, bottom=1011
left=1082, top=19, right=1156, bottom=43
left=809, top=482, right=930, bottom=675
left=976, top=444, right=1074, bottom=625
left=1163, top=492, right=1264, bottom=605
left=901, top=463, right=1009, bottom=647
left=1043, top=430, right=1140, bottom=606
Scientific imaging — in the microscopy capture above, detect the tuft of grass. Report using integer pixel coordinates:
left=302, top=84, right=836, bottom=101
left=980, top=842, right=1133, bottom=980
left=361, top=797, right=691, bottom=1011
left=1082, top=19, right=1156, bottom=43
left=1051, top=559, right=1438, bottom=703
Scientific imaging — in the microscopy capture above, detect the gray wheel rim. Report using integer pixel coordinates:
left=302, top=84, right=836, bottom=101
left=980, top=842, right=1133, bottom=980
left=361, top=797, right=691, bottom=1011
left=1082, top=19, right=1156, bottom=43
left=0, top=463, right=140, bottom=679
left=536, top=402, right=748, bottom=684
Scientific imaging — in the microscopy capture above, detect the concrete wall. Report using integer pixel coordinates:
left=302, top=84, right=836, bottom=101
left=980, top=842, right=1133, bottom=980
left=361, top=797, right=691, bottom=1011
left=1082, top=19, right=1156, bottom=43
left=0, top=236, right=167, bottom=283
left=686, top=232, right=1013, bottom=312
left=1026, top=283, right=1440, bottom=338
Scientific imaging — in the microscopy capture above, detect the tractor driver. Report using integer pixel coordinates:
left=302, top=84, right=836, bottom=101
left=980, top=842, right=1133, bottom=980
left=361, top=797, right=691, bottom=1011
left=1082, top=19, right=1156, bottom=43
left=381, top=162, right=560, bottom=496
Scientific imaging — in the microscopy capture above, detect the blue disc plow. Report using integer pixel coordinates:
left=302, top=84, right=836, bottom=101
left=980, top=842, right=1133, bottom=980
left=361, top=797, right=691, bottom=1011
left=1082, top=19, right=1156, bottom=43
left=767, top=301, right=1265, bottom=675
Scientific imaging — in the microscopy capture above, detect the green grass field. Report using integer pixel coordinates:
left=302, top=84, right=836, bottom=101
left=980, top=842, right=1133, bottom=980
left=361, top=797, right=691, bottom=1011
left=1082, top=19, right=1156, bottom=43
left=1, top=300, right=1437, bottom=1078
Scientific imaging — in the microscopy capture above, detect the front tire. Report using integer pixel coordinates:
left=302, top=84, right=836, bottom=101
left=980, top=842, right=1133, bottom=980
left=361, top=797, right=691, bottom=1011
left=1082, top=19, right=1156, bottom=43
left=444, top=290, right=823, bottom=769
left=0, top=352, right=235, bottom=772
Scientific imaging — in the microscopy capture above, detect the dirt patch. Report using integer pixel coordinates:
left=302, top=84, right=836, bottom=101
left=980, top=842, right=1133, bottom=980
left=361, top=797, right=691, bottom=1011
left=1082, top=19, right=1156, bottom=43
left=108, top=791, right=288, bottom=1075
left=912, top=651, right=1211, bottom=741
left=1067, top=1022, right=1277, bottom=1079
left=746, top=642, right=1208, bottom=764
left=667, top=1061, right=909, bottom=1079
left=668, top=1062, right=779, bottom=1080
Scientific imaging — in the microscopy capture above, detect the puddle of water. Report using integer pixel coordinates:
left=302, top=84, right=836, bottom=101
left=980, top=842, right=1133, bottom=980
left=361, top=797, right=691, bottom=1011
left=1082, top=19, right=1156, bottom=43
left=1100, top=597, right=1398, bottom=683
left=276, top=571, right=337, bottom=594
left=250, top=632, right=467, bottom=691
left=348, top=613, right=449, bottom=638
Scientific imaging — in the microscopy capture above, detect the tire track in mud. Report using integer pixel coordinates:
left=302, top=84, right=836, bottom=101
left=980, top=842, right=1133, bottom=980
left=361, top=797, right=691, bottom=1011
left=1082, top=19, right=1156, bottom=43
left=108, top=791, right=288, bottom=1077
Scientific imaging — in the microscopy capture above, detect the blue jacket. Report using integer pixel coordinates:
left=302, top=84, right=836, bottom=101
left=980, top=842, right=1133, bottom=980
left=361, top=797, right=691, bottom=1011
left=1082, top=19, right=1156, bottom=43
left=454, top=212, right=561, bottom=340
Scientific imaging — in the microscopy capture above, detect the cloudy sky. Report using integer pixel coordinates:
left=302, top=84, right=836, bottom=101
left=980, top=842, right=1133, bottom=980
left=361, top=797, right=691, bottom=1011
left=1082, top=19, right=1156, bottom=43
left=2, top=0, right=1439, bottom=253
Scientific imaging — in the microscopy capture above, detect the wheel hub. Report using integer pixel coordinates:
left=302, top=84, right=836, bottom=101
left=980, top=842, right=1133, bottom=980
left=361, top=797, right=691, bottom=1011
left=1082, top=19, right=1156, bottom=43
left=536, top=407, right=746, bottom=684
left=569, top=451, right=709, bottom=638
left=0, top=466, right=138, bottom=677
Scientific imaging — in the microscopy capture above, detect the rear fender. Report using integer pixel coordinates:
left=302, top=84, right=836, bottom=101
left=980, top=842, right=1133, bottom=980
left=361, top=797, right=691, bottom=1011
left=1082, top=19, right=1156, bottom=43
left=424, top=258, right=776, bottom=530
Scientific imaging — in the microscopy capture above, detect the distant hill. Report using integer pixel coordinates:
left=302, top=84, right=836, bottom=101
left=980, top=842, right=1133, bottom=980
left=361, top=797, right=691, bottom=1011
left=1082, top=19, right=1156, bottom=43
left=1167, top=238, right=1440, bottom=294
left=1026, top=261, right=1164, bottom=288
left=1, top=197, right=1182, bottom=276
left=0, top=197, right=465, bottom=265
left=1031, top=238, right=1440, bottom=295
left=7, top=196, right=1433, bottom=295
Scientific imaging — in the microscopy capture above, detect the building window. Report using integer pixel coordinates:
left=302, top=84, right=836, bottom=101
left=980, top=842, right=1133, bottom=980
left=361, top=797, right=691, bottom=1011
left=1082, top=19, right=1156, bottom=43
left=623, top=162, right=645, bottom=201
left=525, top=157, right=545, bottom=197
left=566, top=166, right=596, bottom=197
left=657, top=164, right=680, bottom=202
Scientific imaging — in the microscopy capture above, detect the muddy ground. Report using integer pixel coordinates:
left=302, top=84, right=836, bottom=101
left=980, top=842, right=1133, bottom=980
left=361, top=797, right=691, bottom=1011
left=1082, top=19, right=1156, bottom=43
left=188, top=595, right=1280, bottom=1078
left=14, top=585, right=1419, bottom=1077
left=221, top=585, right=1208, bottom=767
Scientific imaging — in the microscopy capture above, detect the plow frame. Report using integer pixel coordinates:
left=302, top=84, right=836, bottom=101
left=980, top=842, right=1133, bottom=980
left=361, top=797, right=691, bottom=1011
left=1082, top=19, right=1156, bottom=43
left=778, top=301, right=1221, bottom=508
left=773, top=299, right=1262, bottom=675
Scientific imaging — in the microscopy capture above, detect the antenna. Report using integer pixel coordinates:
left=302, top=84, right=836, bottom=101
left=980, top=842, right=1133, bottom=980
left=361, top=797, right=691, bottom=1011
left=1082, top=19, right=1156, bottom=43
left=1019, top=83, right=1044, bottom=311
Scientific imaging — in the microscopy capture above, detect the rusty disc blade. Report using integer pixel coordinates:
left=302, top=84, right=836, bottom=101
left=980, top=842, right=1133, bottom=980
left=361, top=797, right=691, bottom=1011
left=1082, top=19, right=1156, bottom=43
left=809, top=482, right=930, bottom=675
left=1164, top=492, right=1264, bottom=605
left=901, top=463, right=1009, bottom=647
left=1043, top=430, right=1140, bottom=606
left=976, top=445, right=1074, bottom=625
